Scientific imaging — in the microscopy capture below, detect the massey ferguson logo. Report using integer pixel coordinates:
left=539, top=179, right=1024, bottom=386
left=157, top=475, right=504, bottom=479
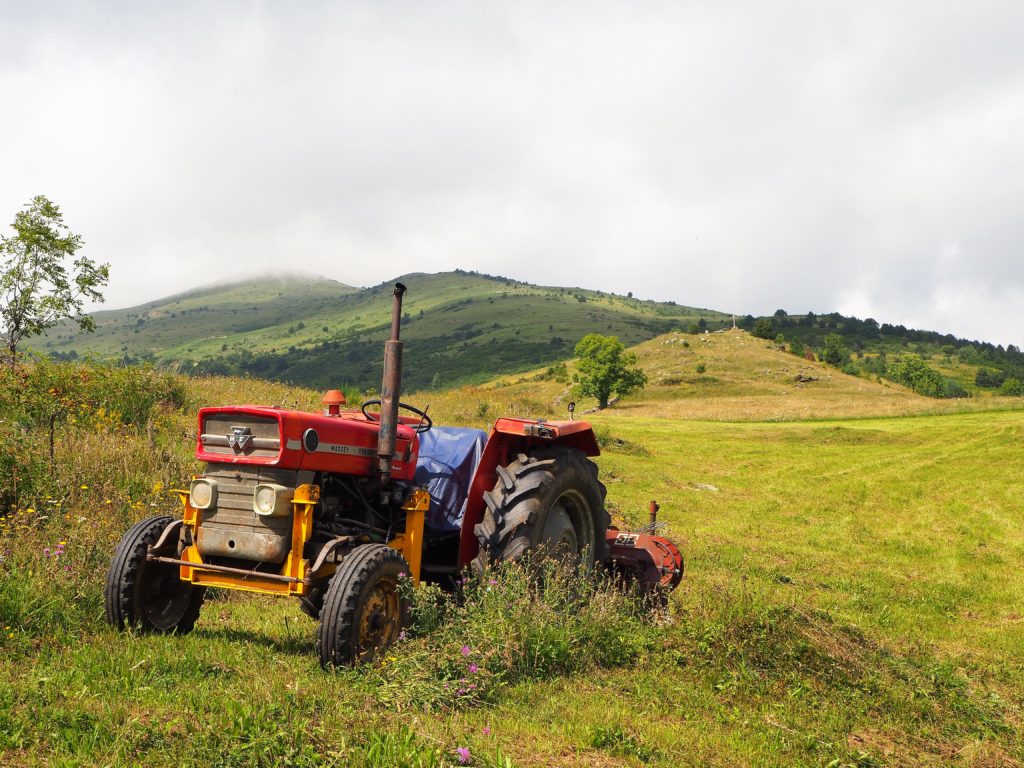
left=227, top=426, right=254, bottom=451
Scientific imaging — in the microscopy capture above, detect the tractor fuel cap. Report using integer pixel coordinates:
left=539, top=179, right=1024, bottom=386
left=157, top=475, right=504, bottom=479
left=302, top=428, right=319, bottom=452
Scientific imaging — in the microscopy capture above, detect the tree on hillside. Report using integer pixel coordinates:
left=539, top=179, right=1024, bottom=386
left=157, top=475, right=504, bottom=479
left=975, top=368, right=1006, bottom=388
left=573, top=334, right=647, bottom=409
left=820, top=333, right=850, bottom=367
left=888, top=354, right=948, bottom=398
left=0, top=195, right=108, bottom=362
left=752, top=318, right=774, bottom=339
left=999, top=377, right=1024, bottom=396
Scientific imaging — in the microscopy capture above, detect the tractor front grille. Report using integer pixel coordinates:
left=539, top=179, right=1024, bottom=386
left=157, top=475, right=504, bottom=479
left=196, top=463, right=298, bottom=564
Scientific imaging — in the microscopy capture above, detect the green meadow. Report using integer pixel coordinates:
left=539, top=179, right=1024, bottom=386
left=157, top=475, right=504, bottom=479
left=1, top=332, right=1022, bottom=767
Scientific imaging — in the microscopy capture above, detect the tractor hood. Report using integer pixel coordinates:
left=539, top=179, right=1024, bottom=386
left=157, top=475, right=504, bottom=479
left=195, top=405, right=419, bottom=481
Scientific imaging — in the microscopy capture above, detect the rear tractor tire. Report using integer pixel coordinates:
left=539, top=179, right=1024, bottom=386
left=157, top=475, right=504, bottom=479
left=316, top=544, right=410, bottom=668
left=105, top=515, right=205, bottom=634
left=472, top=446, right=610, bottom=574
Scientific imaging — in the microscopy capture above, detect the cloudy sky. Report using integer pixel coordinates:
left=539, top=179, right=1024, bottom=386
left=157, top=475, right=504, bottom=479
left=2, top=1, right=1022, bottom=346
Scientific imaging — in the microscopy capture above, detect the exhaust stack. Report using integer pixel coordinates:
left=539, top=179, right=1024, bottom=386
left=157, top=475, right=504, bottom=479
left=377, top=282, right=407, bottom=487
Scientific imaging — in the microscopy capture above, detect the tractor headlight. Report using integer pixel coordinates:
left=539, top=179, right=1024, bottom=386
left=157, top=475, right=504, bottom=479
left=190, top=478, right=218, bottom=509
left=253, top=483, right=292, bottom=517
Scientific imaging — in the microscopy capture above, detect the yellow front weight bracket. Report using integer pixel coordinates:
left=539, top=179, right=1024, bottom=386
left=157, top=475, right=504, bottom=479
left=174, top=484, right=321, bottom=596
left=387, top=488, right=430, bottom=584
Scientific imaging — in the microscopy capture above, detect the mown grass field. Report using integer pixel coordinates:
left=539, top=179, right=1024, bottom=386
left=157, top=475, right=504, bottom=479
left=2, top=333, right=1023, bottom=767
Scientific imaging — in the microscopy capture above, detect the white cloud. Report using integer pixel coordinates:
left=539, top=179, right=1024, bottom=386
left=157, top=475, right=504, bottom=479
left=1, top=0, right=1022, bottom=346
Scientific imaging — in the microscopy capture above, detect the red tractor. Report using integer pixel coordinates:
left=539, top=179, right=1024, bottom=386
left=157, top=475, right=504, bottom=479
left=105, top=283, right=683, bottom=666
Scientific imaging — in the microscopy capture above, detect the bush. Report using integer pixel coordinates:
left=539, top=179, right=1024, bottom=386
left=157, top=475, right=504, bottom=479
left=0, top=360, right=189, bottom=512
left=975, top=368, right=1006, bottom=388
left=751, top=318, right=774, bottom=339
left=820, top=333, right=850, bottom=367
left=944, top=380, right=969, bottom=398
left=0, top=358, right=185, bottom=431
left=1000, top=377, right=1024, bottom=396
left=887, top=355, right=949, bottom=398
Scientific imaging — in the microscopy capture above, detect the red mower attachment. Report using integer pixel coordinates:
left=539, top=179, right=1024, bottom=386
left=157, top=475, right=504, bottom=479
left=605, top=501, right=684, bottom=592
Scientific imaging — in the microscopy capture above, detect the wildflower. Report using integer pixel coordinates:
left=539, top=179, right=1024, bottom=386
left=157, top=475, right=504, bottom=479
left=398, top=630, right=407, bottom=641
left=397, top=571, right=406, bottom=579
left=482, top=726, right=491, bottom=736
left=488, top=579, right=497, bottom=586
left=468, top=663, right=478, bottom=674
left=460, top=645, right=471, bottom=656
left=455, top=747, right=471, bottom=764
left=80, top=485, right=88, bottom=490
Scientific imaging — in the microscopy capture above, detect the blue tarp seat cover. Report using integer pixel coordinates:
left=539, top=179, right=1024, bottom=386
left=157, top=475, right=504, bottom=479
left=414, top=426, right=487, bottom=532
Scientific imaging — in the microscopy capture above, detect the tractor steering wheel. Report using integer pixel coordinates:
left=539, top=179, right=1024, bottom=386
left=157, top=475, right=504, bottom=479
left=360, top=399, right=433, bottom=433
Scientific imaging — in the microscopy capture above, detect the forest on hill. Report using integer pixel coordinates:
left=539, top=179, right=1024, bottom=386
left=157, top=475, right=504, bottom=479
left=740, top=309, right=1024, bottom=398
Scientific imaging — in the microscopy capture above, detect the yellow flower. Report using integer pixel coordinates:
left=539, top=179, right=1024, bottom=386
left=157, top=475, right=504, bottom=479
left=80, top=485, right=89, bottom=490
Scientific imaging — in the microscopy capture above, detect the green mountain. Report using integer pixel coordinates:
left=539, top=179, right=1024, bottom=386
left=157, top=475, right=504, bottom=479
left=41, top=270, right=730, bottom=391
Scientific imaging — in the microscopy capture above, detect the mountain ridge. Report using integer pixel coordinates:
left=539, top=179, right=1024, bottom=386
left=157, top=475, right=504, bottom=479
left=42, top=270, right=731, bottom=390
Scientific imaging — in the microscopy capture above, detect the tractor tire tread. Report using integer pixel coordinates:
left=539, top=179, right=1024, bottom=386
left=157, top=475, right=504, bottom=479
left=104, top=515, right=204, bottom=634
left=472, top=446, right=610, bottom=574
left=316, top=544, right=408, bottom=668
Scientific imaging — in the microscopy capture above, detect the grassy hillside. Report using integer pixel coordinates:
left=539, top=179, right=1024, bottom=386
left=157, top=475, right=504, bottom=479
left=43, top=274, right=359, bottom=359
left=426, top=328, right=1014, bottom=425
left=40, top=271, right=730, bottom=391
left=2, top=339, right=1023, bottom=766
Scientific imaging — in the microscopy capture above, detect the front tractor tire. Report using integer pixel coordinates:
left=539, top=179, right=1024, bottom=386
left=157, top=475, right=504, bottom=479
left=105, top=515, right=205, bottom=634
left=473, top=446, right=610, bottom=573
left=316, top=544, right=410, bottom=668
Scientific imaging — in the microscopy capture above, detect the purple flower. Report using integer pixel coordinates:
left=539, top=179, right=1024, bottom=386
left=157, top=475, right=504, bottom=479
left=397, top=571, right=407, bottom=579
left=482, top=726, right=491, bottom=736
left=468, top=663, right=478, bottom=674
left=460, top=645, right=471, bottom=656
left=398, top=630, right=407, bottom=641
left=456, top=747, right=471, bottom=764
left=488, top=579, right=497, bottom=586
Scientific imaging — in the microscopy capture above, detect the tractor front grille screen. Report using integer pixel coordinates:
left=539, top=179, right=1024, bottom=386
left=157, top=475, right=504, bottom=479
left=200, top=414, right=281, bottom=458
left=197, top=464, right=298, bottom=563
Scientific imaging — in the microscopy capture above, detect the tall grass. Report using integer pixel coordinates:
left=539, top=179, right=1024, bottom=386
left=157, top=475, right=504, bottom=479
left=359, top=561, right=662, bottom=712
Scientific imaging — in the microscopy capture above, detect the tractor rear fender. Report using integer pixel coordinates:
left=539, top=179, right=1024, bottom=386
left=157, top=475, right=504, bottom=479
left=456, top=418, right=600, bottom=568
